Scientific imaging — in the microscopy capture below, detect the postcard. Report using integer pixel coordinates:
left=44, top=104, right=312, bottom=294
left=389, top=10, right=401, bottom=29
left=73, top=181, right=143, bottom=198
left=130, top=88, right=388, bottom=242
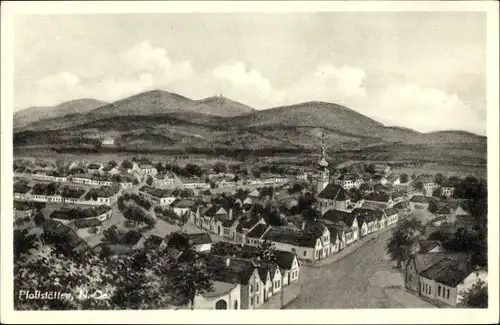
left=1, top=1, right=498, bottom=324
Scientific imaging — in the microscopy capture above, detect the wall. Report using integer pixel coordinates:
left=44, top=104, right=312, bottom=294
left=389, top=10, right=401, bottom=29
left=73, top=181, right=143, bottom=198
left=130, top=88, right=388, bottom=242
left=435, top=283, right=458, bottom=307
left=192, top=284, right=241, bottom=310
left=404, top=260, right=420, bottom=293
left=194, top=243, right=212, bottom=252
left=419, top=276, right=437, bottom=299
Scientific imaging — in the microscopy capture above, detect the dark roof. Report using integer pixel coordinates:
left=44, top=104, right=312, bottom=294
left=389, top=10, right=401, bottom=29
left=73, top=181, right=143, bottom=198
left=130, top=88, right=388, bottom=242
left=443, top=178, right=462, bottom=188
left=170, top=199, right=196, bottom=209
left=318, top=184, right=350, bottom=201
left=418, top=240, right=442, bottom=253
left=410, top=196, right=436, bottom=204
left=419, top=258, right=468, bottom=287
left=302, top=220, right=327, bottom=237
left=14, top=201, right=34, bottom=211
left=139, top=186, right=174, bottom=198
left=364, top=192, right=391, bottom=203
left=123, top=230, right=144, bottom=246
left=203, top=254, right=257, bottom=285
left=72, top=218, right=102, bottom=229
left=145, top=235, right=166, bottom=249
left=437, top=206, right=452, bottom=214
left=246, top=224, right=270, bottom=239
left=411, top=252, right=468, bottom=274
left=336, top=173, right=358, bottom=181
left=273, top=250, right=297, bottom=270
left=321, top=210, right=357, bottom=227
left=351, top=208, right=381, bottom=222
left=371, top=174, right=385, bottom=180
left=393, top=201, right=410, bottom=210
left=263, top=228, right=318, bottom=248
left=384, top=208, right=398, bottom=216
left=87, top=163, right=101, bottom=169
left=99, top=243, right=133, bottom=255
left=187, top=233, right=212, bottom=245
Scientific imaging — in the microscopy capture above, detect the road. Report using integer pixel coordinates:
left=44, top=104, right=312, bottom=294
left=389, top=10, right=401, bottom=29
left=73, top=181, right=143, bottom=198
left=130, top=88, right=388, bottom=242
left=286, top=231, right=436, bottom=309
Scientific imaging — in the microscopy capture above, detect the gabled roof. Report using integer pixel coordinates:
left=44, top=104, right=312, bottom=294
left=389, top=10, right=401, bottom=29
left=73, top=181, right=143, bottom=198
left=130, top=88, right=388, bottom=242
left=442, top=177, right=462, bottom=188
left=203, top=254, right=258, bottom=285
left=437, top=206, right=452, bottom=215
left=364, top=192, right=391, bottom=203
left=351, top=208, right=382, bottom=222
left=187, top=232, right=212, bottom=245
left=393, top=201, right=410, bottom=210
left=302, top=220, right=327, bottom=237
left=418, top=240, right=442, bottom=254
left=410, top=195, right=436, bottom=204
left=170, top=199, right=197, bottom=209
left=71, top=218, right=102, bottom=229
left=263, top=228, right=318, bottom=248
left=384, top=208, right=398, bottom=217
left=318, top=184, right=350, bottom=201
left=410, top=252, right=468, bottom=274
left=273, top=250, right=297, bottom=270
left=246, top=224, right=270, bottom=239
left=419, top=258, right=468, bottom=287
left=14, top=201, right=34, bottom=211
left=321, top=209, right=357, bottom=228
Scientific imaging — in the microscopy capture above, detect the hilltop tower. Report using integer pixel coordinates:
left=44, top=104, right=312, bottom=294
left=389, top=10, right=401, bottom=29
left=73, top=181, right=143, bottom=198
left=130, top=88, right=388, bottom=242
left=316, top=133, right=330, bottom=195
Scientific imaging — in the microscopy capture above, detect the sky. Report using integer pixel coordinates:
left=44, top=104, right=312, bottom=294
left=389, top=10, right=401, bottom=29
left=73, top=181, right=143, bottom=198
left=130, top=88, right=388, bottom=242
left=14, top=13, right=487, bottom=135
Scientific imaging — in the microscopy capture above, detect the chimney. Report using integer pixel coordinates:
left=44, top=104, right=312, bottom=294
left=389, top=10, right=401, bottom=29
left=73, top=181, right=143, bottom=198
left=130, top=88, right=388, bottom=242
left=225, top=258, right=231, bottom=267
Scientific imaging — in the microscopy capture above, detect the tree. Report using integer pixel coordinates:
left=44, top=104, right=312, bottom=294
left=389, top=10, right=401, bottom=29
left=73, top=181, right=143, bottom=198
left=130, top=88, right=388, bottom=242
left=146, top=175, right=153, bottom=186
left=399, top=173, right=409, bottom=184
left=123, top=206, right=146, bottom=226
left=412, top=181, right=424, bottom=192
left=359, top=183, right=371, bottom=193
left=348, top=188, right=362, bottom=202
left=34, top=211, right=46, bottom=226
left=428, top=200, right=439, bottom=213
left=166, top=248, right=214, bottom=309
left=213, top=162, right=227, bottom=174
left=256, top=240, right=276, bottom=261
left=385, top=217, right=424, bottom=271
left=411, top=173, right=416, bottom=180
left=121, top=160, right=133, bottom=170
left=132, top=179, right=139, bottom=186
left=365, top=164, right=376, bottom=174
left=458, top=278, right=488, bottom=308
left=184, top=164, right=203, bottom=178
left=434, top=173, right=446, bottom=185
left=144, top=214, right=157, bottom=228
left=432, top=187, right=443, bottom=198
left=14, top=230, right=41, bottom=259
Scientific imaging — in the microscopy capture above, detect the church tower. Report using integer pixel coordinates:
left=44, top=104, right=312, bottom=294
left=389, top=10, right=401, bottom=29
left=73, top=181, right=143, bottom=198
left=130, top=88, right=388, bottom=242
left=316, top=133, right=330, bottom=195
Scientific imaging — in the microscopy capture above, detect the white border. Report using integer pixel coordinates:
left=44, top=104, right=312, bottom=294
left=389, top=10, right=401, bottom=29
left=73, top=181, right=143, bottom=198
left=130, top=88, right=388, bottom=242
left=1, top=1, right=499, bottom=324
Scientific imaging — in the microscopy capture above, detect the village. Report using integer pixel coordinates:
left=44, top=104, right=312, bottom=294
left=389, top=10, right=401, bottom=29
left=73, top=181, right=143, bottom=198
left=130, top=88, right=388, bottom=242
left=13, top=136, right=488, bottom=310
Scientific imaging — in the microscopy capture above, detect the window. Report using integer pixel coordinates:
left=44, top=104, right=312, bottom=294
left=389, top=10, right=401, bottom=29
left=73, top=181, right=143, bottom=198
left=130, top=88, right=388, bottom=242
left=429, top=286, right=431, bottom=295
left=250, top=285, right=254, bottom=293
left=250, top=297, right=254, bottom=305
left=256, top=296, right=260, bottom=304
left=256, top=284, right=259, bottom=292
left=438, top=286, right=441, bottom=297
left=303, top=251, right=307, bottom=257
left=446, top=289, right=450, bottom=299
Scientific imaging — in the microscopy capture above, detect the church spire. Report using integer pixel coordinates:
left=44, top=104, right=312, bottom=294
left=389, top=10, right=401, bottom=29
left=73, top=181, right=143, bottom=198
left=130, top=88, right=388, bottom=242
left=318, top=132, right=329, bottom=168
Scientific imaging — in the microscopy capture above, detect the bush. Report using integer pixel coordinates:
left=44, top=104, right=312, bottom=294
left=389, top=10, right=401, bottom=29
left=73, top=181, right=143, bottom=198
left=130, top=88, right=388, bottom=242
left=23, top=216, right=31, bottom=222
left=15, top=218, right=24, bottom=226
left=144, top=214, right=157, bottom=228
left=123, top=220, right=136, bottom=228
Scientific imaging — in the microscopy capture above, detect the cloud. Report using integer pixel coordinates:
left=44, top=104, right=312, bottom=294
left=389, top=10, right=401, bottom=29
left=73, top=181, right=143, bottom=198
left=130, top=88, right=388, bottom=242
left=283, top=64, right=368, bottom=107
left=367, top=83, right=486, bottom=134
left=21, top=42, right=485, bottom=135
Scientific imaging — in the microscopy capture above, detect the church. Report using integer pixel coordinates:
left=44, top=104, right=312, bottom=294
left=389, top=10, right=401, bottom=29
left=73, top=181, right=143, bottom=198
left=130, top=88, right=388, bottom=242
left=314, top=134, right=353, bottom=215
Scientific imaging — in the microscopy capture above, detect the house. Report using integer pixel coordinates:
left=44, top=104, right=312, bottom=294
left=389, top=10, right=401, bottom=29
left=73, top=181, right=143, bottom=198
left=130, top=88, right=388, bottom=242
left=409, top=195, right=437, bottom=211
left=436, top=206, right=452, bottom=220
left=86, top=163, right=103, bottom=175
left=14, top=201, right=35, bottom=220
left=456, top=269, right=488, bottom=306
left=320, top=209, right=359, bottom=245
left=169, top=199, right=197, bottom=217
left=122, top=230, right=147, bottom=250
left=334, top=173, right=363, bottom=190
left=255, top=260, right=283, bottom=301
left=441, top=177, right=462, bottom=198
left=245, top=224, right=271, bottom=246
left=138, top=163, right=157, bottom=176
left=94, top=243, right=134, bottom=257
left=153, top=172, right=175, bottom=188
left=68, top=218, right=103, bottom=238
left=414, top=175, right=438, bottom=195
left=351, top=208, right=380, bottom=235
left=274, top=250, right=300, bottom=286
left=203, top=255, right=265, bottom=309
left=144, top=235, right=168, bottom=252
left=418, top=258, right=471, bottom=307
left=139, top=186, right=177, bottom=206
left=236, top=215, right=267, bottom=243
left=363, top=192, right=393, bottom=208
left=248, top=188, right=260, bottom=199
left=191, top=281, right=242, bottom=310
left=261, top=228, right=325, bottom=262
left=317, top=184, right=352, bottom=214
left=181, top=178, right=210, bottom=190
left=42, top=219, right=90, bottom=256
left=384, top=207, right=399, bottom=226
left=302, top=220, right=331, bottom=258
left=234, top=191, right=253, bottom=208
left=186, top=233, right=212, bottom=252
left=404, top=252, right=470, bottom=297
left=370, top=174, right=388, bottom=185
left=101, top=137, right=115, bottom=146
